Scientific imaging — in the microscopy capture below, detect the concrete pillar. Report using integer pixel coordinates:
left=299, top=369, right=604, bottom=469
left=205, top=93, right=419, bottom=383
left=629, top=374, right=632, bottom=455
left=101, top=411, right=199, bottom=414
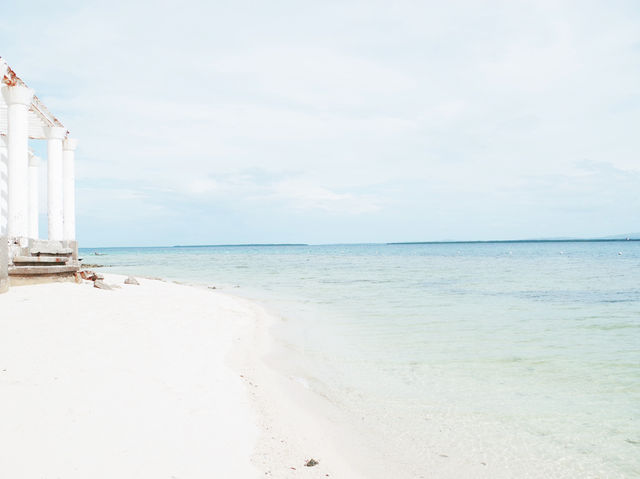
left=0, top=235, right=7, bottom=294
left=1, top=62, right=11, bottom=293
left=0, top=61, right=7, bottom=237
left=62, top=138, right=78, bottom=241
left=0, top=136, right=7, bottom=237
left=46, top=126, right=66, bottom=241
left=28, top=153, right=40, bottom=239
left=1, top=85, right=34, bottom=239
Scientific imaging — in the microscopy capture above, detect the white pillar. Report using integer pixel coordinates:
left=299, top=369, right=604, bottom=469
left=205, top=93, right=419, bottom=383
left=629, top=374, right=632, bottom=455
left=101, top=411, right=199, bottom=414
left=62, top=138, right=78, bottom=241
left=46, top=127, right=66, bottom=241
left=28, top=153, right=40, bottom=239
left=0, top=135, right=7, bottom=236
left=1, top=85, right=34, bottom=239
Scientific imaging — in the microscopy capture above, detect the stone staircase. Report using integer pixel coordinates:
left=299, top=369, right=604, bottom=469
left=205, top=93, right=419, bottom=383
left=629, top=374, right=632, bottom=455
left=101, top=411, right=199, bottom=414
left=8, top=239, right=80, bottom=285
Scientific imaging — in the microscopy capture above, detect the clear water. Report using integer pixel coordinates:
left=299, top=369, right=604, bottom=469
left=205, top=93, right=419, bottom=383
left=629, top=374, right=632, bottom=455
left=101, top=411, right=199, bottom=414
left=85, top=242, right=640, bottom=477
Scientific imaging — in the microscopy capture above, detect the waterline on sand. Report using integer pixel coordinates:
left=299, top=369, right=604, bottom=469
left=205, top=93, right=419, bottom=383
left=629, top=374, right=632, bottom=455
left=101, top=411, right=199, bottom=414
left=91, top=242, right=639, bottom=478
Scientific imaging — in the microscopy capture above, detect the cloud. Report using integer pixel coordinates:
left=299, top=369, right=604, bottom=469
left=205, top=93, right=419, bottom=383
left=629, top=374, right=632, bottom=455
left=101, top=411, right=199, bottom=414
left=267, top=179, right=381, bottom=214
left=2, top=0, right=640, bottom=244
left=182, top=172, right=382, bottom=214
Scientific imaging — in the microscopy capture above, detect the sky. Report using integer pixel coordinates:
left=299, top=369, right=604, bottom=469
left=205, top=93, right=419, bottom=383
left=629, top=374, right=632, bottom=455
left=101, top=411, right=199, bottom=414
left=2, top=0, right=639, bottom=246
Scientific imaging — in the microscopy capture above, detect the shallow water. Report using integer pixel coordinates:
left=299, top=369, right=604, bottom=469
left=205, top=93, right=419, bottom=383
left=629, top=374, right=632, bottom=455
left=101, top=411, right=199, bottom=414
left=88, top=242, right=640, bottom=477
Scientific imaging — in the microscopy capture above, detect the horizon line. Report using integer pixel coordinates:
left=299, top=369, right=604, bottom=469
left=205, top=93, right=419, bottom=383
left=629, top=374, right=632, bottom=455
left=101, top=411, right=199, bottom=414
left=78, top=237, right=640, bottom=249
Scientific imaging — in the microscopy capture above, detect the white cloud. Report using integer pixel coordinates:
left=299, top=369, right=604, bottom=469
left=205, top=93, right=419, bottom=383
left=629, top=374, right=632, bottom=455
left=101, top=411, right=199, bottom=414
left=268, top=179, right=381, bottom=214
left=2, top=0, right=640, bottom=244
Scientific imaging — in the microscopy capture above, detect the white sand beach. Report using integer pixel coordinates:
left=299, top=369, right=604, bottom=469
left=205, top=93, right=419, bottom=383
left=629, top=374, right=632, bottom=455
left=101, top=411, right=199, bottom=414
left=3, top=3, right=639, bottom=477
left=0, top=275, right=368, bottom=479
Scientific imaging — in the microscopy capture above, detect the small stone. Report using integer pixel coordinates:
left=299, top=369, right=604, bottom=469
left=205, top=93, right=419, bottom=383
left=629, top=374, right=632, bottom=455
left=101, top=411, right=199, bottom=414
left=305, top=459, right=319, bottom=467
left=124, top=276, right=140, bottom=285
left=94, top=280, right=112, bottom=290
left=208, top=285, right=216, bottom=289
left=80, top=270, right=104, bottom=281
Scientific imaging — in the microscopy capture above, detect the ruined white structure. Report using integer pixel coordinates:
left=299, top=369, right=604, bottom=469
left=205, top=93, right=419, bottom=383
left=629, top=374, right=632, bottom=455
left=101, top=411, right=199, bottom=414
left=0, top=57, right=79, bottom=293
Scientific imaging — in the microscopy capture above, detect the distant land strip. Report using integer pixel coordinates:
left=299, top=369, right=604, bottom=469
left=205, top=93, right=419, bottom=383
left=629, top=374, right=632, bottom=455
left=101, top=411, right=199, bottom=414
left=388, top=239, right=640, bottom=245
left=173, top=244, right=309, bottom=248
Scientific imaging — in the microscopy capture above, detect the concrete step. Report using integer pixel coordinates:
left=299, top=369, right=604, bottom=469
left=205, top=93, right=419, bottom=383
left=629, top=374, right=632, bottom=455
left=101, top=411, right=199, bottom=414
left=30, top=247, right=73, bottom=256
left=9, top=265, right=79, bottom=276
left=29, top=240, right=73, bottom=256
left=13, top=256, right=69, bottom=264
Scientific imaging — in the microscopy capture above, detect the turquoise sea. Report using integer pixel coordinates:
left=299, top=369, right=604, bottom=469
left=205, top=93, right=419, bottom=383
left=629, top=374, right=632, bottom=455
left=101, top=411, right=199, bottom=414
left=84, top=241, right=640, bottom=478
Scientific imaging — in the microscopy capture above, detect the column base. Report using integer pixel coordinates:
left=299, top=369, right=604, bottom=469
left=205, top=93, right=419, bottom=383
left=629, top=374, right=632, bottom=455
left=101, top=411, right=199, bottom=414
left=4, top=238, right=80, bottom=289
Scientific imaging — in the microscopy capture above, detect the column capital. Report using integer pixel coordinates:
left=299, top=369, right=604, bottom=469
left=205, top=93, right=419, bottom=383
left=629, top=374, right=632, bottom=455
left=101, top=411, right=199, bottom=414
left=45, top=126, right=66, bottom=140
left=1, top=85, right=34, bottom=106
left=63, top=138, right=79, bottom=151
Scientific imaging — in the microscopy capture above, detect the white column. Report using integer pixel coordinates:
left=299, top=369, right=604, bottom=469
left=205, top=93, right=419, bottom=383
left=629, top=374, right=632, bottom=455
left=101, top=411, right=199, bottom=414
left=0, top=61, right=9, bottom=236
left=62, top=138, right=78, bottom=241
left=0, top=135, right=7, bottom=236
left=28, top=153, right=40, bottom=239
left=46, top=127, right=66, bottom=241
left=1, top=85, right=34, bottom=239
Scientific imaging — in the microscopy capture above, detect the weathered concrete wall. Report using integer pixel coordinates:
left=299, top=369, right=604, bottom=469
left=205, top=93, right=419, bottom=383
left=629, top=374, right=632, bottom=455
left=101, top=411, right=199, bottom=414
left=0, top=236, right=8, bottom=294
left=68, top=240, right=79, bottom=263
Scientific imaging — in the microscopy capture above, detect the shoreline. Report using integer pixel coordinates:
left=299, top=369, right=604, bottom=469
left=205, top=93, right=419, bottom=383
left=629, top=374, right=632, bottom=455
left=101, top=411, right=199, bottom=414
left=4, top=266, right=631, bottom=478
left=0, top=273, right=375, bottom=478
